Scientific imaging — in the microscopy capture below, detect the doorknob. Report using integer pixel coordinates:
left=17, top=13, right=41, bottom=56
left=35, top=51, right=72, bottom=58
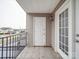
left=76, top=34, right=79, bottom=43
left=76, top=40, right=79, bottom=43
left=76, top=34, right=79, bottom=37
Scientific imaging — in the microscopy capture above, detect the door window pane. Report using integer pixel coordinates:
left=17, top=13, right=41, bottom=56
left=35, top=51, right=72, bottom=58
left=59, top=9, right=68, bottom=55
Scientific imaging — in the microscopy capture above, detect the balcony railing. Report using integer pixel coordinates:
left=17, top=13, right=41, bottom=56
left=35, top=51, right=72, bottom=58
left=0, top=32, right=27, bottom=59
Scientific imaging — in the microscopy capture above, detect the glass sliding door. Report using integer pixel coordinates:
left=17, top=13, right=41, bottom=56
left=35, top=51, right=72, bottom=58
left=59, top=9, right=68, bottom=55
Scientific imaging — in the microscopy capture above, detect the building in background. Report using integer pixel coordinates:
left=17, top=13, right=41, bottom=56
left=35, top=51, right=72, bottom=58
left=0, top=27, right=26, bottom=35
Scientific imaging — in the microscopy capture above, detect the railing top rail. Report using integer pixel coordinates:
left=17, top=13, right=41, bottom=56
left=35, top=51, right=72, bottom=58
left=0, top=32, right=26, bottom=39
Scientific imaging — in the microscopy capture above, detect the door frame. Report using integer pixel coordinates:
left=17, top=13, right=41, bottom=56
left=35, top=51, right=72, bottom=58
left=55, top=0, right=75, bottom=59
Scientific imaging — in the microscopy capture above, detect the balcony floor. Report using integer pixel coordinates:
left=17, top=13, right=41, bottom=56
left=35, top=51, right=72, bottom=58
left=16, top=47, right=62, bottom=59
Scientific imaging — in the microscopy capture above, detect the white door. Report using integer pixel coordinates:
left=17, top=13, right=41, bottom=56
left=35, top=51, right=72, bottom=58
left=75, top=0, right=79, bottom=59
left=75, top=38, right=79, bottom=59
left=33, top=17, right=46, bottom=46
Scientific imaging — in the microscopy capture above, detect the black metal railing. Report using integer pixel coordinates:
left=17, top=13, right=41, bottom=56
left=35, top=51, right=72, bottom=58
left=0, top=32, right=27, bottom=59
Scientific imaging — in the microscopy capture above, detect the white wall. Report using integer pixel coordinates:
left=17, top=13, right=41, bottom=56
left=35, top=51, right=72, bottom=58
left=0, top=0, right=26, bottom=29
left=26, top=14, right=33, bottom=46
left=51, top=20, right=55, bottom=49
left=46, top=17, right=52, bottom=46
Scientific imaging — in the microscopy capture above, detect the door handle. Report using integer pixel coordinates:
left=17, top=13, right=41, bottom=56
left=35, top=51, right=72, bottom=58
left=76, top=40, right=79, bottom=43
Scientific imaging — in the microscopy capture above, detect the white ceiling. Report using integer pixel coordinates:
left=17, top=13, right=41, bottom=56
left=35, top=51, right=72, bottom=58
left=17, top=0, right=60, bottom=13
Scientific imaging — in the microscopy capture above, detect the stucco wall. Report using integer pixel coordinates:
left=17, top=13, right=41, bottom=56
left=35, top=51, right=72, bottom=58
left=51, top=20, right=55, bottom=49
left=26, top=14, right=33, bottom=46
left=46, top=17, right=52, bottom=46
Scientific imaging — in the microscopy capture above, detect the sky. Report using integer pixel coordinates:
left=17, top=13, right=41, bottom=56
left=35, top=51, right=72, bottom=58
left=0, top=0, right=26, bottom=29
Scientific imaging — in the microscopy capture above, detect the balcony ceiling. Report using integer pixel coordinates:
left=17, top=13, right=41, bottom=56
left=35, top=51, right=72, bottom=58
left=17, top=0, right=60, bottom=13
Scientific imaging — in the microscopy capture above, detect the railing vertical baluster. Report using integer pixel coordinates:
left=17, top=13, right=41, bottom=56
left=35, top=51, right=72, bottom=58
left=9, top=36, right=11, bottom=59
left=15, top=35, right=17, bottom=51
left=2, top=38, right=4, bottom=59
left=0, top=32, right=26, bottom=59
left=11, top=36, right=12, bottom=59
left=16, top=35, right=18, bottom=52
left=17, top=35, right=19, bottom=55
left=15, top=35, right=17, bottom=59
left=12, top=36, right=14, bottom=59
left=17, top=35, right=19, bottom=54
left=19, top=34, right=21, bottom=53
left=6, top=37, right=8, bottom=59
left=0, top=38, right=1, bottom=59
left=14, top=35, right=16, bottom=59
left=16, top=35, right=17, bottom=56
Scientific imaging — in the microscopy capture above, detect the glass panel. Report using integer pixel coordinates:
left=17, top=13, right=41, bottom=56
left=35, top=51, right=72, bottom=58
left=59, top=14, right=61, bottom=27
left=61, top=36, right=64, bottom=44
left=59, top=8, right=68, bottom=55
left=64, top=37, right=68, bottom=46
left=65, top=46, right=68, bottom=52
left=59, top=42, right=61, bottom=49
left=61, top=12, right=64, bottom=27
left=64, top=28, right=68, bottom=36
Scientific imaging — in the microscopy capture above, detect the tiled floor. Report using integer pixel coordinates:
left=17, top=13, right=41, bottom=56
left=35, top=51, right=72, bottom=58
left=16, top=47, right=62, bottom=59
